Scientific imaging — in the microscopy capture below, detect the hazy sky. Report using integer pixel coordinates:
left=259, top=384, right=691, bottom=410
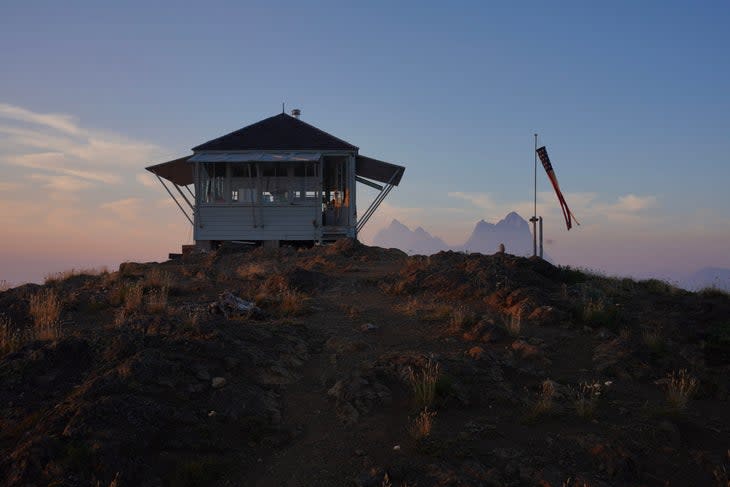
left=1, top=1, right=729, bottom=284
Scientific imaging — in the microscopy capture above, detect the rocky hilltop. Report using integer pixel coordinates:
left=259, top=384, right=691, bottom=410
left=0, top=240, right=729, bottom=486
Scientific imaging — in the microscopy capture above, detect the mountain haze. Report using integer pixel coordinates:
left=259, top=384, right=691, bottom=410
left=372, top=212, right=534, bottom=257
left=372, top=219, right=449, bottom=255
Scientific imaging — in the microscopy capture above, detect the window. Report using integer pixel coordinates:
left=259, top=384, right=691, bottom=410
left=230, top=163, right=256, bottom=204
left=202, top=163, right=226, bottom=203
left=231, top=164, right=254, bottom=178
left=294, top=164, right=316, bottom=177
left=199, top=161, right=321, bottom=205
left=261, top=164, right=288, bottom=177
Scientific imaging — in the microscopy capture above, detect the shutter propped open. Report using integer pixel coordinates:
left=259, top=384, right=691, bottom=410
left=356, top=155, right=404, bottom=186
left=145, top=156, right=194, bottom=186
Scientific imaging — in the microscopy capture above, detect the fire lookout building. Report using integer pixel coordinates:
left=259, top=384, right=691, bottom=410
left=146, top=111, right=405, bottom=249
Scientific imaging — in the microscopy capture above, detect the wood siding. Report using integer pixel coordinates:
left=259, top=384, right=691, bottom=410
left=195, top=204, right=323, bottom=241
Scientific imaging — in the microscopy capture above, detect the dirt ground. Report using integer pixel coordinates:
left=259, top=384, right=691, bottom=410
left=1, top=240, right=728, bottom=486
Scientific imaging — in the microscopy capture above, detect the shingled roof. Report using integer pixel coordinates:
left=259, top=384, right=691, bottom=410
left=192, top=113, right=359, bottom=152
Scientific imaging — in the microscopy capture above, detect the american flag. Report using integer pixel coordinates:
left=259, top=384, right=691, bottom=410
left=536, top=146, right=579, bottom=230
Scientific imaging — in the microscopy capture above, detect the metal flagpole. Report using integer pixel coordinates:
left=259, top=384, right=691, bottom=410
left=530, top=134, right=538, bottom=257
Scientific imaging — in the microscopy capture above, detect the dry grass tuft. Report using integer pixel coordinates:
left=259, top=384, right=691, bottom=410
left=236, top=262, right=271, bottom=279
left=123, top=283, right=144, bottom=312
left=448, top=305, right=472, bottom=332
left=397, top=297, right=422, bottom=317
left=562, top=478, right=590, bottom=487
left=44, top=267, right=108, bottom=285
left=642, top=325, right=664, bottom=353
left=280, top=289, right=309, bottom=316
left=29, top=289, right=62, bottom=340
left=423, top=304, right=452, bottom=322
left=502, top=311, right=522, bottom=337
left=180, top=307, right=205, bottom=329
left=1, top=315, right=25, bottom=353
left=95, top=472, right=121, bottom=487
left=407, top=358, right=441, bottom=409
left=713, top=463, right=729, bottom=487
left=146, top=286, right=169, bottom=313
left=339, top=304, right=361, bottom=319
left=665, top=369, right=699, bottom=412
left=528, top=379, right=556, bottom=419
left=409, top=407, right=436, bottom=439
left=113, top=308, right=128, bottom=327
left=144, top=268, right=172, bottom=289
left=574, top=381, right=601, bottom=418
left=0, top=280, right=11, bottom=292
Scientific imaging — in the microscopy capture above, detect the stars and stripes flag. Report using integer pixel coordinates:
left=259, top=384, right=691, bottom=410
left=536, top=146, right=579, bottom=230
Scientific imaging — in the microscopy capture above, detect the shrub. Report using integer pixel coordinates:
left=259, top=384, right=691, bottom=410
left=409, top=407, right=436, bottom=439
left=29, top=289, right=62, bottom=340
left=407, top=358, right=440, bottom=408
left=0, top=280, right=11, bottom=292
left=665, top=369, right=698, bottom=412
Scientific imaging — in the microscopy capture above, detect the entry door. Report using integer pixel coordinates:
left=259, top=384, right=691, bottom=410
left=322, top=156, right=349, bottom=226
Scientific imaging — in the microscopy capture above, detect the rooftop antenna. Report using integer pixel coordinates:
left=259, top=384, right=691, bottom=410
left=282, top=102, right=285, bottom=114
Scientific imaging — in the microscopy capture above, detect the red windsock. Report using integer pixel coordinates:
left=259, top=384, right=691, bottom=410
left=536, top=146, right=579, bottom=230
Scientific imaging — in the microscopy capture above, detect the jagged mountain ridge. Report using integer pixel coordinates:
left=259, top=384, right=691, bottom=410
left=461, top=211, right=533, bottom=256
left=372, top=219, right=449, bottom=255
left=372, top=211, right=534, bottom=256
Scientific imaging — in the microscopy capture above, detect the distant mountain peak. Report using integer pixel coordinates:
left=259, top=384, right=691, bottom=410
left=474, top=219, right=495, bottom=231
left=462, top=211, right=532, bottom=256
left=373, top=220, right=448, bottom=255
left=497, top=212, right=528, bottom=228
left=375, top=211, right=534, bottom=258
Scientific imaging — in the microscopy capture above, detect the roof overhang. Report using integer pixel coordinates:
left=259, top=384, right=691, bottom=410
left=189, top=151, right=322, bottom=163
left=145, top=156, right=193, bottom=186
left=356, top=155, right=405, bottom=186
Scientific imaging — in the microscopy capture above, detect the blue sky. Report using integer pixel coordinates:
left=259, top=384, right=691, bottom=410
left=1, top=1, right=729, bottom=283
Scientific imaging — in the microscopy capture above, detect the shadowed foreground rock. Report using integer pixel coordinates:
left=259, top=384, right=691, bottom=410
left=0, top=243, right=728, bottom=486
